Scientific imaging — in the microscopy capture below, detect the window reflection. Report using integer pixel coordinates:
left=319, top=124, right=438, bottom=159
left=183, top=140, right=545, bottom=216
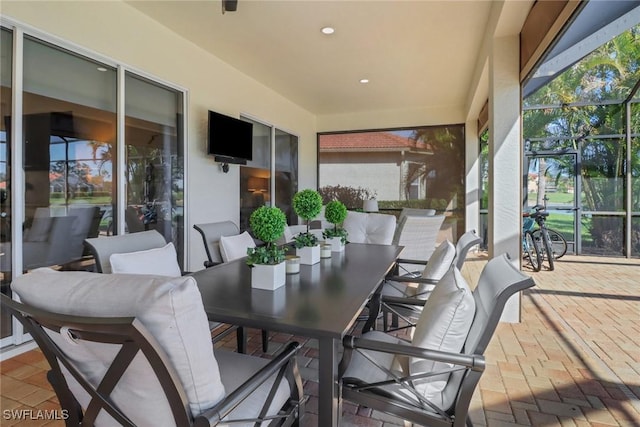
left=125, top=73, right=184, bottom=263
left=22, top=36, right=116, bottom=272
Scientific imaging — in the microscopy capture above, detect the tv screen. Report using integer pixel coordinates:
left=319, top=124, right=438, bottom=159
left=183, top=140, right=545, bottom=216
left=207, top=110, right=253, bottom=164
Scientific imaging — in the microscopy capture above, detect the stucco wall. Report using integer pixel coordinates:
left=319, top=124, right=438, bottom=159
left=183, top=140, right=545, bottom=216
left=1, top=0, right=317, bottom=272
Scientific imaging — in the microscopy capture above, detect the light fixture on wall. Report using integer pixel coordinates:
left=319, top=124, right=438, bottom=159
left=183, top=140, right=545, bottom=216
left=247, top=177, right=268, bottom=193
left=222, top=0, right=238, bottom=14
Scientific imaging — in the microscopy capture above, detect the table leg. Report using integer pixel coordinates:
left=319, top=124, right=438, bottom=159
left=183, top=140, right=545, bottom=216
left=318, top=337, right=340, bottom=427
left=362, top=284, right=382, bottom=333
left=236, top=326, right=246, bottom=354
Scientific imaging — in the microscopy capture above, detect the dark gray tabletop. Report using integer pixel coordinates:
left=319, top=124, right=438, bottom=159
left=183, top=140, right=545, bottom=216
left=191, top=243, right=402, bottom=339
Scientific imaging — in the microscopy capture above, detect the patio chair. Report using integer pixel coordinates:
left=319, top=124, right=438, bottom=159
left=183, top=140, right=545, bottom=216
left=84, top=229, right=169, bottom=274
left=197, top=222, right=269, bottom=353
left=398, top=208, right=436, bottom=224
left=1, top=269, right=304, bottom=427
left=382, top=230, right=482, bottom=331
left=193, top=221, right=242, bottom=268
left=392, top=214, right=446, bottom=275
left=380, top=240, right=456, bottom=332
left=339, top=253, right=535, bottom=427
left=85, top=229, right=240, bottom=351
left=343, top=211, right=397, bottom=244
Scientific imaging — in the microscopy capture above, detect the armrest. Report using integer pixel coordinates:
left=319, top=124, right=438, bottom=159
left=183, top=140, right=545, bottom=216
left=381, top=295, right=427, bottom=307
left=341, top=335, right=484, bottom=372
left=204, top=260, right=223, bottom=268
left=194, top=341, right=302, bottom=426
left=395, top=258, right=428, bottom=266
left=385, top=275, right=438, bottom=285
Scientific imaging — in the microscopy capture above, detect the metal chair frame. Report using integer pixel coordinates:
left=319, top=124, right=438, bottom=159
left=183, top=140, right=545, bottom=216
left=1, top=293, right=304, bottom=427
left=340, top=254, right=535, bottom=427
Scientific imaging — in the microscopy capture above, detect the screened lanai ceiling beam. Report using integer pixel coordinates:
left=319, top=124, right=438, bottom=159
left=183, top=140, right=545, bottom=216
left=524, top=3, right=640, bottom=98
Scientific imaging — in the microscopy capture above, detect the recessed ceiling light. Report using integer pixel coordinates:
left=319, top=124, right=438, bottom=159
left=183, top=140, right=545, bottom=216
left=359, top=79, right=369, bottom=84
left=96, top=67, right=107, bottom=72
left=321, top=26, right=335, bottom=35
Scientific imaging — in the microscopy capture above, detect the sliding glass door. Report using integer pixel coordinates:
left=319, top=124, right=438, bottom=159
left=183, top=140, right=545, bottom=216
left=1, top=28, right=13, bottom=344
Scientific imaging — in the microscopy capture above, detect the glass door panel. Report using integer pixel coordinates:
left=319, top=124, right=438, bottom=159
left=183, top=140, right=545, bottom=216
left=23, top=36, right=117, bottom=272
left=124, top=72, right=184, bottom=267
left=1, top=28, right=13, bottom=342
left=240, top=118, right=271, bottom=232
left=275, top=129, right=298, bottom=226
left=525, top=153, right=577, bottom=254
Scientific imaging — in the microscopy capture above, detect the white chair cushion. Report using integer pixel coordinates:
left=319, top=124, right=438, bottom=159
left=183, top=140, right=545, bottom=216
left=343, top=211, right=396, bottom=244
left=410, top=266, right=475, bottom=402
left=215, top=349, right=292, bottom=424
left=416, top=240, right=456, bottom=295
left=11, top=268, right=225, bottom=425
left=219, top=231, right=256, bottom=262
left=109, top=242, right=182, bottom=277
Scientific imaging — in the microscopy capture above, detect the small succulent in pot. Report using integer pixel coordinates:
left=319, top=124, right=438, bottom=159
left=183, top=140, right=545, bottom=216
left=292, top=189, right=323, bottom=249
left=246, top=206, right=287, bottom=266
left=323, top=200, right=348, bottom=244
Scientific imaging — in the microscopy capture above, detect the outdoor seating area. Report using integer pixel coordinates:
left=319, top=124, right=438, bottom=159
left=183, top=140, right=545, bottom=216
left=1, top=252, right=638, bottom=426
left=1, top=2, right=639, bottom=426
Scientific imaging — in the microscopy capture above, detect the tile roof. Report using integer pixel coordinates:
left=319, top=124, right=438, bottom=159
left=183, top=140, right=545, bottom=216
left=319, top=132, right=429, bottom=152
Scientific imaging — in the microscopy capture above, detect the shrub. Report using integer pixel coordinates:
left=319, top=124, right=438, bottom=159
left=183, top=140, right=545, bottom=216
left=318, top=185, right=376, bottom=209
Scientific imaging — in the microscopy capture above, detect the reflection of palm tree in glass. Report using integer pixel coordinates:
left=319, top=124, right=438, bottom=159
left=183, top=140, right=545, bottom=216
left=405, top=127, right=464, bottom=208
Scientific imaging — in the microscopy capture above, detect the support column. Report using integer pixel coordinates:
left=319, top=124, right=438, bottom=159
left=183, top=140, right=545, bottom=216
left=465, top=119, right=480, bottom=236
left=488, top=35, right=522, bottom=322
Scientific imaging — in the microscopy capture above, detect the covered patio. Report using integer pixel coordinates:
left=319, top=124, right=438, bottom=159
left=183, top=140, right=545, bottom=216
left=2, top=253, right=638, bottom=426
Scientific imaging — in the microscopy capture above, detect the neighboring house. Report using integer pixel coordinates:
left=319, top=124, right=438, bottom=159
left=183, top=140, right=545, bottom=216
left=319, top=132, right=433, bottom=202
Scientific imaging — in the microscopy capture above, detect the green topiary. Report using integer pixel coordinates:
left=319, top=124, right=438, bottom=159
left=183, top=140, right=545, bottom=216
left=323, top=200, right=349, bottom=244
left=247, top=206, right=287, bottom=266
left=292, top=189, right=323, bottom=247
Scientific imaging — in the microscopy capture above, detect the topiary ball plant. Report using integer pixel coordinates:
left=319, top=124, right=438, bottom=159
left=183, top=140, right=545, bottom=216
left=247, top=206, right=287, bottom=266
left=292, top=189, right=323, bottom=248
left=323, top=200, right=349, bottom=244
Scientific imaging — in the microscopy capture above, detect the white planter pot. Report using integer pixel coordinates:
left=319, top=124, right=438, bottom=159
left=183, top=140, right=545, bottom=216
left=328, top=237, right=345, bottom=252
left=297, top=245, right=321, bottom=265
left=251, top=262, right=286, bottom=290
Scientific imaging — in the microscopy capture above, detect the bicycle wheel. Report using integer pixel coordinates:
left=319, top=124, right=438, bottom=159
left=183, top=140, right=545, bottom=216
left=523, top=231, right=541, bottom=272
left=546, top=228, right=568, bottom=259
left=539, top=228, right=555, bottom=271
left=532, top=229, right=567, bottom=259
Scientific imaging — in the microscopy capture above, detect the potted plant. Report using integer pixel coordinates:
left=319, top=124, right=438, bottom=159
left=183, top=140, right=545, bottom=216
left=292, top=189, right=323, bottom=265
left=246, top=206, right=288, bottom=290
left=323, top=200, right=348, bottom=252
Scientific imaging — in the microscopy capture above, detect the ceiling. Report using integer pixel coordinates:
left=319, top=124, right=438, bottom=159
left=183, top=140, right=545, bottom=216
left=126, top=0, right=530, bottom=116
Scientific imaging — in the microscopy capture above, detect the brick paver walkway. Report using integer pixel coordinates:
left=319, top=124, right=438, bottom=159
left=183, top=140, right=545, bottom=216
left=1, top=253, right=639, bottom=426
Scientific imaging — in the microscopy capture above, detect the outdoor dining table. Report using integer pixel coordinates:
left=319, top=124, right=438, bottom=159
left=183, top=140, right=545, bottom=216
left=190, top=242, right=402, bottom=427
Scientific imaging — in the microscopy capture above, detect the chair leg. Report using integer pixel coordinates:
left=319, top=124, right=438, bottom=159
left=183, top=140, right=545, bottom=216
left=391, top=312, right=399, bottom=328
left=261, top=329, right=269, bottom=352
left=236, top=326, right=246, bottom=354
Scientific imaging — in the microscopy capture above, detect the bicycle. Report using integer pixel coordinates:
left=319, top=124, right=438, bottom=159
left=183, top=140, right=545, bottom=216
left=524, top=205, right=568, bottom=271
left=522, top=214, right=542, bottom=271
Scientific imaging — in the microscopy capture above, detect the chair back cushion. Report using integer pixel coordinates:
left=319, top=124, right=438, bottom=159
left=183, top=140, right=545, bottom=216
left=193, top=221, right=240, bottom=264
left=110, top=242, right=182, bottom=277
left=219, top=231, right=256, bottom=262
left=416, top=240, right=456, bottom=295
left=410, top=266, right=475, bottom=405
left=11, top=269, right=225, bottom=424
left=85, top=230, right=168, bottom=274
left=343, top=211, right=396, bottom=244
left=392, top=214, right=445, bottom=261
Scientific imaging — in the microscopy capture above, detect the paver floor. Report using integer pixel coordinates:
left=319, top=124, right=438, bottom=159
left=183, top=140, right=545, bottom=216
left=1, top=253, right=639, bottom=426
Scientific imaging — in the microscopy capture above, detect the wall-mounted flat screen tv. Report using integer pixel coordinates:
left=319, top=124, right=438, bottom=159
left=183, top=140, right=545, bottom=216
left=207, top=110, right=253, bottom=165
